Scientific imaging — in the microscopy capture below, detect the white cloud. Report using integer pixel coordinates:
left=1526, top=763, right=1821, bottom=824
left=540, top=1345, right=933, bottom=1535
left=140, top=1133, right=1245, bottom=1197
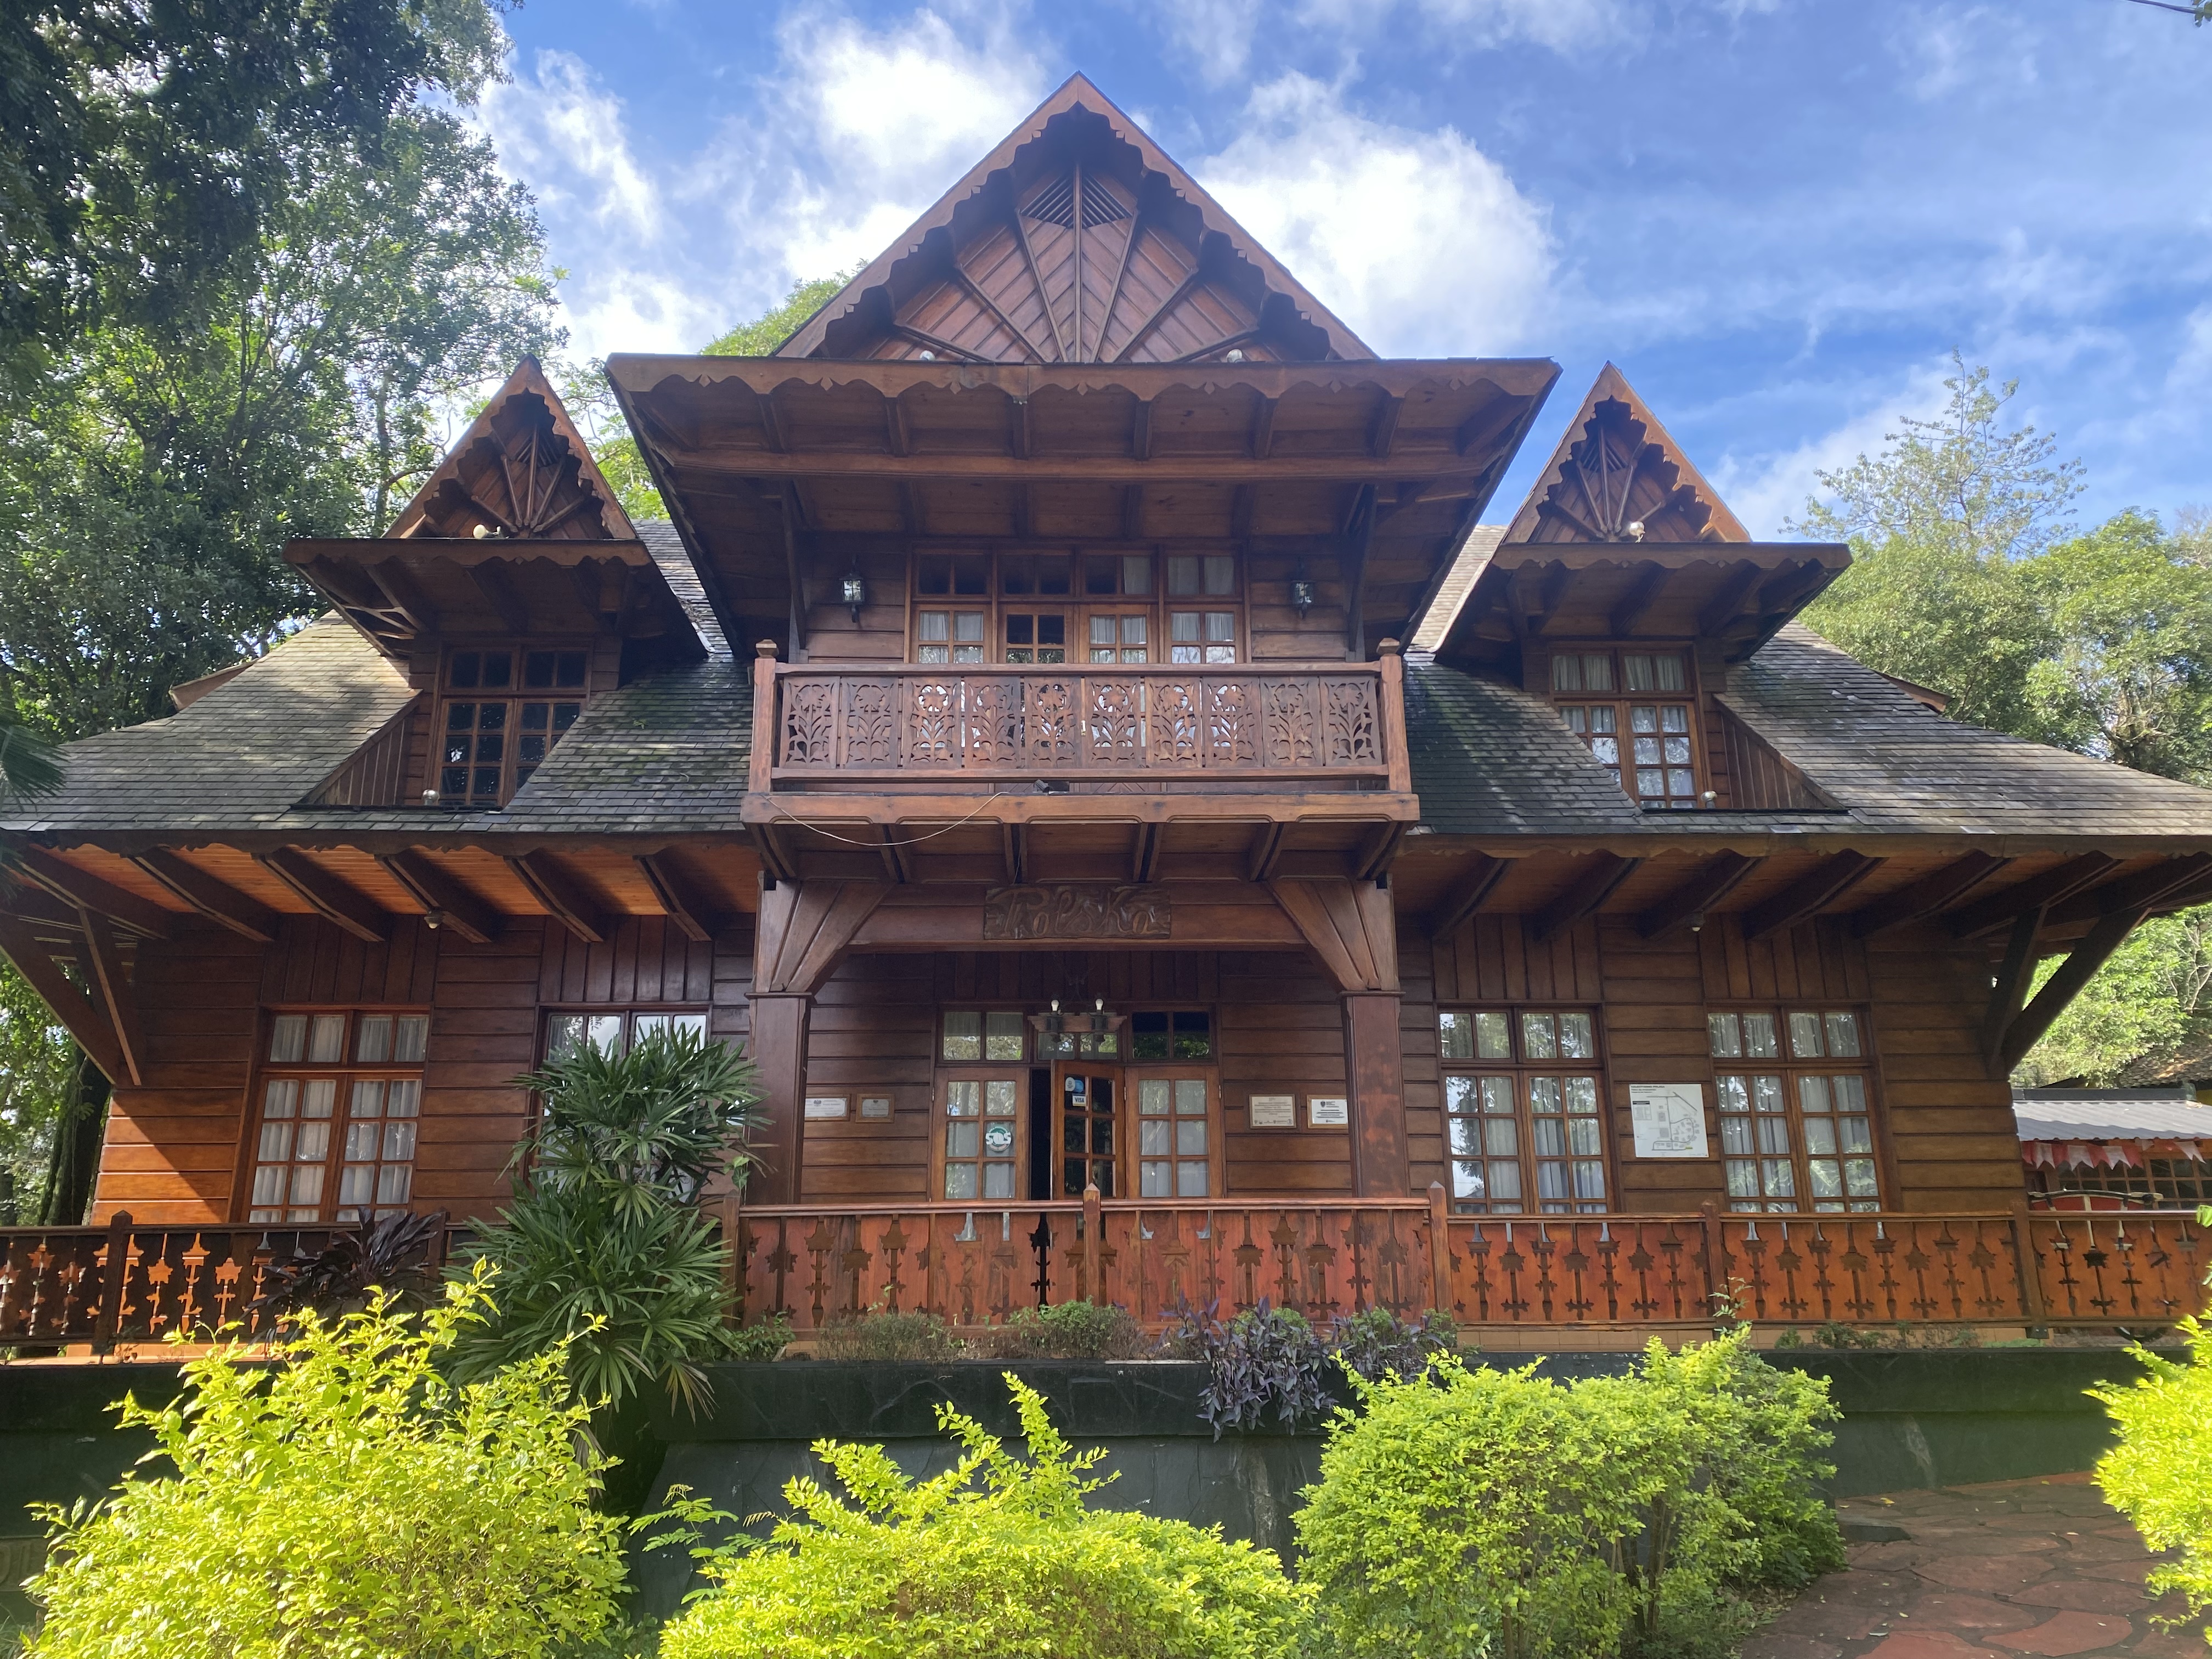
left=480, top=50, right=661, bottom=240
left=1200, top=74, right=1555, bottom=354
left=1150, top=0, right=1266, bottom=84
left=1708, top=361, right=1953, bottom=538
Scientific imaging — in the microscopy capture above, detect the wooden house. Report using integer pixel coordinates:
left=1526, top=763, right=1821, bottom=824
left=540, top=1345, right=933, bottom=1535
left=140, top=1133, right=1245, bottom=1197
left=8, top=75, right=2212, bottom=1345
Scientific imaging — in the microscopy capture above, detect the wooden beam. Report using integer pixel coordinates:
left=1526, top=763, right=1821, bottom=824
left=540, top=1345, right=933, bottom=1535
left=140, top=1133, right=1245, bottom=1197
left=1342, top=483, right=1378, bottom=659
left=949, top=262, right=1048, bottom=363
left=256, top=849, right=390, bottom=944
left=1453, top=390, right=1527, bottom=459
left=883, top=395, right=912, bottom=458
left=1007, top=395, right=1032, bottom=460
left=1351, top=822, right=1405, bottom=883
left=1009, top=194, right=1070, bottom=361
left=1637, top=852, right=1762, bottom=940
left=1607, top=562, right=1671, bottom=638
left=128, top=849, right=279, bottom=944
left=1271, top=878, right=1398, bottom=994
left=1093, top=205, right=1140, bottom=362
left=1132, top=823, right=1161, bottom=884
left=1000, top=822, right=1026, bottom=886
left=1123, top=482, right=1144, bottom=540
left=366, top=557, right=440, bottom=635
left=1531, top=854, right=1641, bottom=942
left=755, top=880, right=891, bottom=996
left=754, top=385, right=787, bottom=453
left=1850, top=851, right=2010, bottom=939
left=778, top=491, right=808, bottom=658
left=377, top=850, right=502, bottom=946
left=506, top=850, right=609, bottom=945
left=1244, top=822, right=1287, bottom=884
left=2044, top=853, right=2212, bottom=929
left=1739, top=851, right=1883, bottom=942
left=1368, top=394, right=1404, bottom=460
left=1694, top=561, right=1764, bottom=636
left=887, top=323, right=993, bottom=365
left=76, top=907, right=145, bottom=1086
left=1130, top=397, right=1153, bottom=461
left=874, top=825, right=910, bottom=885
left=1946, top=853, right=2119, bottom=940
left=1250, top=397, right=1278, bottom=461
left=467, top=561, right=528, bottom=634
left=1980, top=907, right=2045, bottom=1073
left=14, top=848, right=171, bottom=939
left=1426, top=853, right=1506, bottom=938
left=1112, top=268, right=1204, bottom=364
left=0, top=909, right=126, bottom=1085
left=635, top=852, right=721, bottom=944
left=1526, top=562, right=1574, bottom=637
left=1998, top=905, right=2151, bottom=1074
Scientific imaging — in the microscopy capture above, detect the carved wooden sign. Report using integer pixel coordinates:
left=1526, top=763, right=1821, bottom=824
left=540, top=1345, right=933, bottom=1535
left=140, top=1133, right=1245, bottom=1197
left=982, top=884, right=1171, bottom=940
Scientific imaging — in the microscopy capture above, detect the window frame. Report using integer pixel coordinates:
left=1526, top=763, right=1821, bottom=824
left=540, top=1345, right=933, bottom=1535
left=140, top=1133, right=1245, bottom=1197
left=540, top=1007, right=710, bottom=1063
left=1707, top=1005, right=1883, bottom=1214
left=1126, top=1066, right=1222, bottom=1200
left=433, top=642, right=592, bottom=808
left=1543, top=642, right=1706, bottom=810
left=1437, top=1005, right=1612, bottom=1215
left=240, top=1007, right=430, bottom=1224
left=904, top=547, right=1246, bottom=668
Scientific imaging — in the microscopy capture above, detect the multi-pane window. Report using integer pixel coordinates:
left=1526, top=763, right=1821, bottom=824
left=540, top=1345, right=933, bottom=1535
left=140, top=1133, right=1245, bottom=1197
left=1137, top=1077, right=1211, bottom=1197
left=1709, top=1009, right=1880, bottom=1213
left=439, top=647, right=586, bottom=808
left=942, top=1077, right=1021, bottom=1200
left=905, top=550, right=1242, bottom=667
left=546, top=1009, right=707, bottom=1059
left=1060, top=1070, right=1117, bottom=1196
left=1129, top=1011, right=1213, bottom=1061
left=1438, top=1009, right=1609, bottom=1214
left=1552, top=648, right=1699, bottom=809
left=942, top=1011, right=1028, bottom=1062
left=249, top=1011, right=427, bottom=1223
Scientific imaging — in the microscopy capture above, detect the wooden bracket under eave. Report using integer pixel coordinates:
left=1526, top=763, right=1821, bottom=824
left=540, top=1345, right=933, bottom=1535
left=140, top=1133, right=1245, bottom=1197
left=0, top=908, right=131, bottom=1086
left=1270, top=878, right=1400, bottom=995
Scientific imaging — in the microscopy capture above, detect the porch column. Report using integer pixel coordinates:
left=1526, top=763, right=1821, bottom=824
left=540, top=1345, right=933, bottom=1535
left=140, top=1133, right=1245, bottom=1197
left=1342, top=991, right=1409, bottom=1197
left=744, top=992, right=812, bottom=1205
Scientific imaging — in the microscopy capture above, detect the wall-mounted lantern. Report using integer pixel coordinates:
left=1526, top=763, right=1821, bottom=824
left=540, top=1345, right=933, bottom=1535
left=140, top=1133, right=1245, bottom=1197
left=842, top=569, right=866, bottom=624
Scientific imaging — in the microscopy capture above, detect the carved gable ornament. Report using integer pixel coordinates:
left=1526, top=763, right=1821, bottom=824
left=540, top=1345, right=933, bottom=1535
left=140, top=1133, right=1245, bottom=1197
left=983, top=884, right=1170, bottom=940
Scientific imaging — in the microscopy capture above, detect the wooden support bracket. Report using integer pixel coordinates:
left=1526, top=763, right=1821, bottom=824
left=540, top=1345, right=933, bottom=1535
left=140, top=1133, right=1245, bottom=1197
left=1637, top=852, right=1761, bottom=940
left=1426, top=853, right=1506, bottom=938
left=1739, top=851, right=1883, bottom=942
left=0, top=909, right=127, bottom=1085
left=256, top=849, right=390, bottom=944
left=636, top=852, right=723, bottom=944
left=76, top=907, right=146, bottom=1086
left=1947, top=853, right=2118, bottom=940
left=506, top=850, right=610, bottom=945
left=754, top=879, right=891, bottom=997
left=1531, top=853, right=1641, bottom=942
left=128, top=849, right=280, bottom=944
left=377, top=850, right=502, bottom=946
left=1997, top=905, right=2151, bottom=1074
left=1850, top=851, right=2010, bottom=939
left=1271, top=878, right=1400, bottom=994
left=15, top=847, right=172, bottom=939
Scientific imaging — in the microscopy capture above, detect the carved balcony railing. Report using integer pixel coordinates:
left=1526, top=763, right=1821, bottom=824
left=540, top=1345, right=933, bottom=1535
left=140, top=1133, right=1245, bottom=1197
left=4, top=1202, right=2201, bottom=1349
left=724, top=1197, right=2212, bottom=1336
left=748, top=650, right=1412, bottom=793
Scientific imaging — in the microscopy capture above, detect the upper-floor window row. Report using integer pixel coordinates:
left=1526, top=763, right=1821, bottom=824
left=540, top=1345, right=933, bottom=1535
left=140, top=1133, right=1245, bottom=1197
left=907, top=548, right=1248, bottom=668
left=1549, top=644, right=1704, bottom=810
left=437, top=645, right=590, bottom=808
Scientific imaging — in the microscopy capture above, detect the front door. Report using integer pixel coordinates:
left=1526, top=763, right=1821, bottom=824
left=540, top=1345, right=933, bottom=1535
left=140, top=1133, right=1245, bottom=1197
left=1056, top=1065, right=1120, bottom=1197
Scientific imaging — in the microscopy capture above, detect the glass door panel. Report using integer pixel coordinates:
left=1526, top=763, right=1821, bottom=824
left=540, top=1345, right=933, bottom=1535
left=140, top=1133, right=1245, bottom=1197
left=1056, top=1066, right=1119, bottom=1197
left=1135, top=1074, right=1213, bottom=1197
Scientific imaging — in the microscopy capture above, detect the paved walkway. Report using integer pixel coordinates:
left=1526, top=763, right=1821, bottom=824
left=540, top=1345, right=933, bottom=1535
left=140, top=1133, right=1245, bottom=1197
left=1748, top=1476, right=2207, bottom=1659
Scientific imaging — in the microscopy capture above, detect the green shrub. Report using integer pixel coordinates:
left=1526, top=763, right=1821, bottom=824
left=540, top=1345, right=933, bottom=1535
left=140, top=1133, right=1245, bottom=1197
left=1328, top=1306, right=1459, bottom=1383
left=2092, top=1314, right=2212, bottom=1637
left=1293, top=1335, right=1843, bottom=1659
left=1295, top=1357, right=1640, bottom=1659
left=972, top=1300, right=1150, bottom=1360
left=1584, top=1333, right=1843, bottom=1659
left=813, top=1304, right=964, bottom=1361
left=450, top=1024, right=763, bottom=1411
left=727, top=1312, right=795, bottom=1361
left=22, top=1270, right=627, bottom=1659
left=658, top=1374, right=1306, bottom=1659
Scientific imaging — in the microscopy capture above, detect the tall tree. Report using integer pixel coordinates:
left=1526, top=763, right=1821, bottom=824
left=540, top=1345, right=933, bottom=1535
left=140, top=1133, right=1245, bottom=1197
left=1793, top=355, right=2080, bottom=732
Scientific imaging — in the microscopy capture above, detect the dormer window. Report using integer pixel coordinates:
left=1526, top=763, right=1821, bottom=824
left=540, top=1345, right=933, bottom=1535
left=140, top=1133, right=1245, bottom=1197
left=438, top=646, right=588, bottom=806
left=1551, top=646, right=1702, bottom=809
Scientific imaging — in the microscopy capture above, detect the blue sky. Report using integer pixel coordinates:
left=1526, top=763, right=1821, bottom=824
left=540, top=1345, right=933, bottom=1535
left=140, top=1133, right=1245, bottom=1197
left=478, top=0, right=2212, bottom=537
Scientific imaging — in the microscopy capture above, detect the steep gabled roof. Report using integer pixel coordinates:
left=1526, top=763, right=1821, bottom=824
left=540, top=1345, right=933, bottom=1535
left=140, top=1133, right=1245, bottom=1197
left=387, top=357, right=636, bottom=541
left=1504, top=363, right=1748, bottom=545
left=775, top=72, right=1373, bottom=365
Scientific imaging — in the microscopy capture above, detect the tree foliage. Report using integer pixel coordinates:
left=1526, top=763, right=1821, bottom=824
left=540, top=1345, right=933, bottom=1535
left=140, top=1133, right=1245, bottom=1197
left=658, top=1374, right=1307, bottom=1659
left=22, top=1270, right=629, bottom=1659
left=2094, top=1316, right=2212, bottom=1644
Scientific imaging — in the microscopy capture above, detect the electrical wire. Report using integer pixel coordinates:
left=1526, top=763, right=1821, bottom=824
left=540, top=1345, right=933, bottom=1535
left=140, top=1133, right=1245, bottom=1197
left=760, top=789, right=1017, bottom=849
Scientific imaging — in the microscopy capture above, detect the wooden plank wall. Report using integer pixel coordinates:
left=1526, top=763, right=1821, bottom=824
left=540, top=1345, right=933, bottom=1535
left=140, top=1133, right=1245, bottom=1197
left=798, top=947, right=1356, bottom=1201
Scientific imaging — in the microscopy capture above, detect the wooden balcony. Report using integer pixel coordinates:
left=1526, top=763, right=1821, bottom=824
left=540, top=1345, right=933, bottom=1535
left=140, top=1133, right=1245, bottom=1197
left=10, top=1201, right=2189, bottom=1352
left=746, top=648, right=1413, bottom=799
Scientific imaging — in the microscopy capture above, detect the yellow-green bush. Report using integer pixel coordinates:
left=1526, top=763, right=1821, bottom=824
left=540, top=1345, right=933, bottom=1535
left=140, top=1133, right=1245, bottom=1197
left=2093, top=1314, right=2212, bottom=1641
left=1293, top=1333, right=1842, bottom=1659
left=658, top=1374, right=1306, bottom=1659
left=22, top=1270, right=627, bottom=1659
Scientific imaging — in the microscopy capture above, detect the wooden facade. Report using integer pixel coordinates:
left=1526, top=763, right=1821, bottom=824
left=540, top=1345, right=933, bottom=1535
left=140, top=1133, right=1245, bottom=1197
left=10, top=75, right=2212, bottom=1339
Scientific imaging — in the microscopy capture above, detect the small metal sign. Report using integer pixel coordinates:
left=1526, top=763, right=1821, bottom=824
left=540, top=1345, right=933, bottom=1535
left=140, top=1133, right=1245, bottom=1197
left=1629, top=1084, right=1709, bottom=1158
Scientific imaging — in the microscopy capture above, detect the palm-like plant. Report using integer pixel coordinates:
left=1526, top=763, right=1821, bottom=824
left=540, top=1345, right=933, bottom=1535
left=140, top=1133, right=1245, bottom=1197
left=448, top=1025, right=764, bottom=1413
left=0, top=717, right=63, bottom=806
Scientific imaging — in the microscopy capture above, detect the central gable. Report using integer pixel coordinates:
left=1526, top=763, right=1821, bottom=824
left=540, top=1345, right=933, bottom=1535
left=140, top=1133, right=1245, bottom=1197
left=776, top=74, right=1372, bottom=366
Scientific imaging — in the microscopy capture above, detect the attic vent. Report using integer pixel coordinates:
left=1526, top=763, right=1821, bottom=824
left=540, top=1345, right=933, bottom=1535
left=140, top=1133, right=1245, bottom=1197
left=1024, top=172, right=1131, bottom=230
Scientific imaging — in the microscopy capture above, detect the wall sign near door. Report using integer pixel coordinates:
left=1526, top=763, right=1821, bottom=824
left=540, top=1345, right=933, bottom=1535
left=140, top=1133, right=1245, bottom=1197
left=1248, top=1094, right=1296, bottom=1128
left=1629, top=1083, right=1709, bottom=1157
left=1307, top=1096, right=1350, bottom=1128
left=804, top=1094, right=849, bottom=1120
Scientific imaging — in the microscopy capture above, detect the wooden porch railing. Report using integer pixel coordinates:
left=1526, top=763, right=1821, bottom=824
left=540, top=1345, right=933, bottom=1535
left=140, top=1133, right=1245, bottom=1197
left=3, top=1201, right=2201, bottom=1350
left=0, top=1212, right=460, bottom=1352
left=755, top=655, right=1408, bottom=788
